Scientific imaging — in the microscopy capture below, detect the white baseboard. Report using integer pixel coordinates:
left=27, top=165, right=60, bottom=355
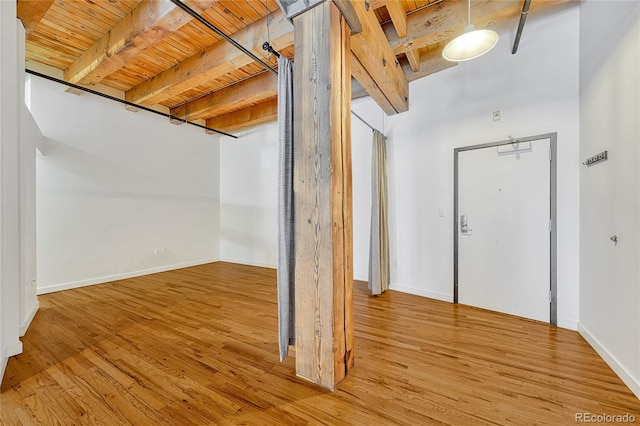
left=37, top=259, right=219, bottom=295
left=389, top=283, right=453, bottom=303
left=354, top=273, right=368, bottom=282
left=578, top=323, right=640, bottom=399
left=20, top=300, right=40, bottom=336
left=1, top=342, right=23, bottom=386
left=0, top=356, right=7, bottom=385
left=557, top=317, right=578, bottom=331
left=219, top=257, right=276, bottom=269
left=3, top=341, right=23, bottom=359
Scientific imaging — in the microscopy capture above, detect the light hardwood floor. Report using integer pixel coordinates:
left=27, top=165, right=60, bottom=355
left=2, top=262, right=639, bottom=425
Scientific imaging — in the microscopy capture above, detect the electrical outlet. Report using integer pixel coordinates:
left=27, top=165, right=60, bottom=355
left=439, top=208, right=446, bottom=217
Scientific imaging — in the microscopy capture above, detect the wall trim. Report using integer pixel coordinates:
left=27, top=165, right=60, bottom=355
left=1, top=341, right=23, bottom=385
left=37, top=259, right=219, bottom=295
left=219, top=257, right=276, bottom=269
left=0, top=357, right=7, bottom=385
left=354, top=273, right=367, bottom=282
left=3, top=341, right=23, bottom=359
left=557, top=317, right=578, bottom=331
left=579, top=323, right=640, bottom=399
left=389, top=283, right=453, bottom=303
left=19, top=300, right=40, bottom=336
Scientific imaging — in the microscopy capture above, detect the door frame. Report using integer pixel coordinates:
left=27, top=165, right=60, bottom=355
left=453, top=132, right=558, bottom=326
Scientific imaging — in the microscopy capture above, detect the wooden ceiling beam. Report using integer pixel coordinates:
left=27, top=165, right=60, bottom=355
left=206, top=97, right=277, bottom=132
left=203, top=45, right=453, bottom=129
left=17, top=0, right=54, bottom=35
left=64, top=0, right=219, bottom=86
left=332, top=0, right=362, bottom=34
left=126, top=10, right=293, bottom=107
left=385, top=0, right=573, bottom=56
left=383, top=0, right=407, bottom=38
left=170, top=72, right=277, bottom=121
left=350, top=53, right=395, bottom=115
left=405, top=49, right=421, bottom=72
left=352, top=45, right=456, bottom=100
left=350, top=0, right=408, bottom=114
left=402, top=45, right=457, bottom=83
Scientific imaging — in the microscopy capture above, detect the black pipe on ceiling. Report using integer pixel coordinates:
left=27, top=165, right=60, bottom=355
left=169, top=0, right=278, bottom=76
left=512, top=0, right=531, bottom=54
left=26, top=69, right=238, bottom=139
left=175, top=1, right=385, bottom=137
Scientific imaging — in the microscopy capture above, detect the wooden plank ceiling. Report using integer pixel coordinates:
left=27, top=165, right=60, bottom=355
left=17, top=0, right=571, bottom=134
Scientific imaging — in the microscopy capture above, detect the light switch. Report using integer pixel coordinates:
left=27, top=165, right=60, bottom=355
left=439, top=208, right=446, bottom=217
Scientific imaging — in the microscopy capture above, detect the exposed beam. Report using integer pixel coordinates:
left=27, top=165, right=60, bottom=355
left=384, top=0, right=573, bottom=56
left=203, top=65, right=395, bottom=128
left=350, top=0, right=408, bottom=113
left=126, top=9, right=292, bottom=106
left=205, top=98, right=277, bottom=132
left=170, top=72, right=277, bottom=121
left=384, top=0, right=407, bottom=38
left=64, top=0, right=216, bottom=86
left=405, top=49, right=420, bottom=72
left=293, top=0, right=353, bottom=390
left=352, top=45, right=457, bottom=101
left=16, top=0, right=54, bottom=35
left=332, top=0, right=362, bottom=34
left=401, top=45, right=457, bottom=83
left=350, top=53, right=395, bottom=115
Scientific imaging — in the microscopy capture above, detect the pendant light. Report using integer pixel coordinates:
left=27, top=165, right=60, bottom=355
left=442, top=0, right=499, bottom=62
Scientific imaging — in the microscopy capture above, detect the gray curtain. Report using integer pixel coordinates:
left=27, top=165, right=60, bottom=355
left=277, top=56, right=295, bottom=361
left=368, top=130, right=390, bottom=295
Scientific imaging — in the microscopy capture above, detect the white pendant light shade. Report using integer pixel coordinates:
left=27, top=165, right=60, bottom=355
left=442, top=0, right=499, bottom=62
left=442, top=26, right=499, bottom=62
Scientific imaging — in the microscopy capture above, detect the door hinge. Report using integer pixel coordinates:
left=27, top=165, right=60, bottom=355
left=549, top=290, right=552, bottom=303
left=549, top=148, right=552, bottom=161
left=549, top=219, right=552, bottom=232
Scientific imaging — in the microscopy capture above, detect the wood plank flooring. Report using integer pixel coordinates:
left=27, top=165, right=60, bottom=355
left=2, top=262, right=639, bottom=425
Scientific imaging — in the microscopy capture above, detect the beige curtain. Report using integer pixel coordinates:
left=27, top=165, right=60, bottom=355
left=368, top=129, right=390, bottom=295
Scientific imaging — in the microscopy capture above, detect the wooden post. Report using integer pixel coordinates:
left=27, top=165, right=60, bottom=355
left=293, top=0, right=354, bottom=390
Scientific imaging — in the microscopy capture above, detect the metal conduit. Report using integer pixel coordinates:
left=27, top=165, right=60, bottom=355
left=512, top=0, right=531, bottom=54
left=26, top=69, right=238, bottom=139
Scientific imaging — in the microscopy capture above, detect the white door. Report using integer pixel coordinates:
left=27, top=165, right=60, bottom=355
left=457, top=138, right=551, bottom=323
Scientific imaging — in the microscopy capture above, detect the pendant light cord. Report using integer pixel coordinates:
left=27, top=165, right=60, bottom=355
left=467, top=0, right=471, bottom=25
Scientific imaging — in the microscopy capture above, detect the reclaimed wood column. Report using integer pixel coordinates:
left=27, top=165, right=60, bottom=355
left=293, top=0, right=354, bottom=390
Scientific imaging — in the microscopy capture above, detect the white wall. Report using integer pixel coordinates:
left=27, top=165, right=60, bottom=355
left=218, top=108, right=383, bottom=280
left=1, top=3, right=24, bottom=379
left=18, top=26, right=41, bottom=336
left=219, top=122, right=279, bottom=267
left=384, top=4, right=581, bottom=329
left=219, top=4, right=581, bottom=330
left=31, top=76, right=221, bottom=294
left=351, top=100, right=386, bottom=280
left=578, top=0, right=640, bottom=398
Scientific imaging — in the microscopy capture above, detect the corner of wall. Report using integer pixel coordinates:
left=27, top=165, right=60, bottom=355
left=19, top=300, right=39, bottom=337
left=579, top=323, right=640, bottom=399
